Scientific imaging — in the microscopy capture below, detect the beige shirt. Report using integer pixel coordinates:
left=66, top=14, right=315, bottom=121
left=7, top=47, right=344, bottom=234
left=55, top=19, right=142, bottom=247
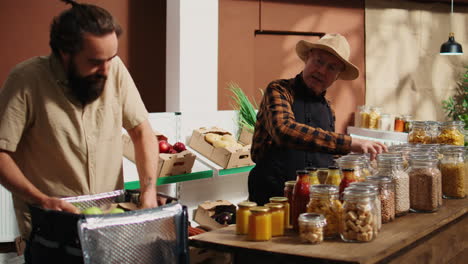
left=0, top=54, right=148, bottom=238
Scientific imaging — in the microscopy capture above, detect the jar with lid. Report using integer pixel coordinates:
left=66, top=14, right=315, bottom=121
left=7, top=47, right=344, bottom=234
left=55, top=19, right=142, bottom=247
left=291, top=170, right=310, bottom=230
left=366, top=176, right=395, bottom=223
left=348, top=182, right=381, bottom=231
left=317, top=168, right=329, bottom=184
left=378, top=113, right=394, bottom=131
left=325, top=166, right=341, bottom=186
left=403, top=115, right=413, bottom=133
left=408, top=156, right=442, bottom=212
left=437, top=121, right=465, bottom=146
left=247, top=206, right=272, bottom=241
left=307, top=184, right=342, bottom=238
left=337, top=157, right=364, bottom=181
left=284, top=181, right=296, bottom=207
left=425, top=121, right=441, bottom=143
left=358, top=105, right=370, bottom=128
left=408, top=121, right=431, bottom=144
left=394, top=115, right=405, bottom=132
left=375, top=155, right=410, bottom=216
left=298, top=213, right=327, bottom=244
left=306, top=167, right=320, bottom=185
left=265, top=203, right=285, bottom=236
left=236, top=201, right=257, bottom=235
left=340, top=188, right=377, bottom=242
left=339, top=168, right=358, bottom=199
left=269, top=197, right=290, bottom=229
left=368, top=107, right=381, bottom=129
left=440, top=146, right=466, bottom=199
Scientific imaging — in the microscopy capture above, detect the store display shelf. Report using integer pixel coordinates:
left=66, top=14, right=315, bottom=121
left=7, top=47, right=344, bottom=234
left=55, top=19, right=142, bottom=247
left=124, top=170, right=213, bottom=190
left=219, top=165, right=254, bottom=176
left=347, top=126, right=408, bottom=144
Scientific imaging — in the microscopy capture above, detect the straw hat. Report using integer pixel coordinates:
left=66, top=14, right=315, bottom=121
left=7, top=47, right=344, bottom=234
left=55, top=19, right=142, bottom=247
left=296, top=33, right=359, bottom=80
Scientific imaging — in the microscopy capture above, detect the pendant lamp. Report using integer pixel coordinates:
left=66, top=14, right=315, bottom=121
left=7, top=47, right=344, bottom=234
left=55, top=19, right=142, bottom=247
left=440, top=0, right=463, bottom=55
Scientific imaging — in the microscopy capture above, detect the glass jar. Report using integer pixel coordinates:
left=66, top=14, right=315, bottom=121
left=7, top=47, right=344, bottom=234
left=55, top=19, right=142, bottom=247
left=265, top=203, right=285, bottom=236
left=284, top=181, right=296, bottom=206
left=269, top=197, right=290, bottom=229
left=440, top=146, right=466, bottom=199
left=307, top=184, right=342, bottom=238
left=306, top=167, right=320, bottom=185
left=394, top=115, right=405, bottom=132
left=291, top=170, right=310, bottom=230
left=437, top=121, right=465, bottom=146
left=236, top=201, right=257, bottom=235
left=368, top=107, right=381, bottom=129
left=366, top=176, right=395, bottom=223
left=378, top=113, right=394, bottom=131
left=358, top=105, right=370, bottom=128
left=340, top=188, right=377, bottom=242
left=375, top=156, right=410, bottom=216
left=247, top=206, right=272, bottom=241
left=317, top=168, right=329, bottom=184
left=298, top=213, right=327, bottom=244
left=408, top=156, right=442, bottom=212
left=339, top=168, right=358, bottom=200
left=337, top=157, right=364, bottom=181
left=403, top=115, right=413, bottom=133
left=325, top=166, right=341, bottom=186
left=425, top=121, right=441, bottom=144
left=408, top=121, right=431, bottom=144
left=348, top=183, right=381, bottom=231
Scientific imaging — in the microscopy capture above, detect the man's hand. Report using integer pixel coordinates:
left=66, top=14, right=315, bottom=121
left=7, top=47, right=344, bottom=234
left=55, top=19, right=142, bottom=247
left=350, top=137, right=388, bottom=160
left=40, top=196, right=80, bottom=214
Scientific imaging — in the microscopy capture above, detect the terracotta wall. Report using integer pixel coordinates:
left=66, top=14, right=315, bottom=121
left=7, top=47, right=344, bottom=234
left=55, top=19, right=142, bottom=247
left=218, top=0, right=366, bottom=133
left=0, top=0, right=166, bottom=112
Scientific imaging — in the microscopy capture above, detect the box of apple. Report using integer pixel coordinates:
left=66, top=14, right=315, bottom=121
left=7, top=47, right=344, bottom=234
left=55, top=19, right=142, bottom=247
left=188, top=127, right=254, bottom=169
left=122, top=132, right=196, bottom=177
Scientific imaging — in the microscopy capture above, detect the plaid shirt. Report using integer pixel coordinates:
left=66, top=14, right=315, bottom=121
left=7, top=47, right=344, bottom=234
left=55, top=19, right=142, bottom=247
left=251, top=74, right=352, bottom=163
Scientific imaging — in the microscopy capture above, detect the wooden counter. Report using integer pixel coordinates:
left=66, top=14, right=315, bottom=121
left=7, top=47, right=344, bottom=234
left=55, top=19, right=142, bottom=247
left=190, top=198, right=468, bottom=264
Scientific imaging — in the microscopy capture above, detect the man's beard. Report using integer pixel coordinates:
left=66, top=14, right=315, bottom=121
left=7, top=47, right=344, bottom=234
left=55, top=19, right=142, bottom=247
left=67, top=59, right=107, bottom=106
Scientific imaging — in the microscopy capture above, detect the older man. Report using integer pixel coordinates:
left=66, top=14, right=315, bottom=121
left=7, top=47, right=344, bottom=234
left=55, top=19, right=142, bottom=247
left=248, top=34, right=387, bottom=205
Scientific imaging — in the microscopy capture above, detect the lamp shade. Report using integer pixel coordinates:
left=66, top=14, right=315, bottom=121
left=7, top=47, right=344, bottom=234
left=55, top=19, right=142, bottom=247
left=440, top=33, right=463, bottom=55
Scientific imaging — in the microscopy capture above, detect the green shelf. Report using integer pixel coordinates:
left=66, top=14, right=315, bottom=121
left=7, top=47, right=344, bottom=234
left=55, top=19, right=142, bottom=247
left=124, top=170, right=213, bottom=190
left=219, top=165, right=254, bottom=176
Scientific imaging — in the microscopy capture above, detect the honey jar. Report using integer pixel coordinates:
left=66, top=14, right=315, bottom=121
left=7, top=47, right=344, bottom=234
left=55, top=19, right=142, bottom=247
left=247, top=206, right=272, bottom=241
left=236, top=201, right=257, bottom=235
left=265, top=203, right=285, bottom=236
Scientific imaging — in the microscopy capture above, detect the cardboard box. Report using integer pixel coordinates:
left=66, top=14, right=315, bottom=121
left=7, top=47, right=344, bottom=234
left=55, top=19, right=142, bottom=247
left=238, top=126, right=253, bottom=145
left=189, top=127, right=254, bottom=169
left=122, top=133, right=196, bottom=177
left=194, top=200, right=233, bottom=230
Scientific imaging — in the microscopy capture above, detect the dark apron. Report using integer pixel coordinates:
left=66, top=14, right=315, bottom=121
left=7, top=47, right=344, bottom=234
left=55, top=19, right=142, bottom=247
left=248, top=76, right=334, bottom=205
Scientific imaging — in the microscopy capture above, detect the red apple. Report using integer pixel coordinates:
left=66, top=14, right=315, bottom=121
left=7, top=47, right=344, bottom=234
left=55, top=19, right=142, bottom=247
left=173, top=142, right=186, bottom=153
left=168, top=148, right=178, bottom=154
left=158, top=140, right=172, bottom=153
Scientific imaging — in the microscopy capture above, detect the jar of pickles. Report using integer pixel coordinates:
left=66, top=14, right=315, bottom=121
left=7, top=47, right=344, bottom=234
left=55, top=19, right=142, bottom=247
left=366, top=176, right=395, bottom=223
left=340, top=188, right=378, bottom=242
left=307, top=184, right=342, bottom=238
left=247, top=206, right=272, bottom=241
left=408, top=121, right=431, bottom=144
left=437, top=121, right=465, bottom=146
left=306, top=167, right=320, bottom=185
left=368, top=107, right=381, bottom=129
left=440, top=146, right=466, bottom=199
left=325, top=166, right=341, bottom=186
left=236, top=201, right=257, bottom=235
left=269, top=197, right=290, bottom=229
left=265, top=203, right=285, bottom=236
left=408, top=156, right=442, bottom=213
left=298, top=213, right=327, bottom=244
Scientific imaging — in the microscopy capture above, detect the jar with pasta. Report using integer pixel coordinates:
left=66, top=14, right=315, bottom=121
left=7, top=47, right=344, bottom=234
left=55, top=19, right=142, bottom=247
left=408, top=156, right=442, bottom=212
left=236, top=201, right=257, bottom=235
left=298, top=213, right=327, bottom=244
left=437, top=121, right=465, bottom=146
left=340, top=188, right=377, bottom=242
left=307, top=184, right=342, bottom=238
left=368, top=107, right=381, bottom=129
left=408, top=121, right=430, bottom=144
left=440, top=146, right=466, bottom=199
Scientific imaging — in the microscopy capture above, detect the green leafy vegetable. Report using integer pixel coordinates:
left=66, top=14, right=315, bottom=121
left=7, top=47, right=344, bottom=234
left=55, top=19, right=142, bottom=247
left=228, top=82, right=258, bottom=133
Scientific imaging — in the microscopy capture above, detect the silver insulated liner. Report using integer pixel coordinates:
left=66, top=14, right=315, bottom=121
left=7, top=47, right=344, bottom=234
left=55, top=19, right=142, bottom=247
left=78, top=203, right=184, bottom=264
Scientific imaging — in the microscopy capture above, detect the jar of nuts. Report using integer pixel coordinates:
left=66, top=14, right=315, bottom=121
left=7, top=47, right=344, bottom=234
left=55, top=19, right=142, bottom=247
left=298, top=213, right=327, bottom=244
left=307, top=184, right=342, bottom=238
left=366, top=176, right=396, bottom=223
left=340, top=188, right=378, bottom=242
left=408, top=156, right=442, bottom=213
left=440, top=146, right=466, bottom=199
